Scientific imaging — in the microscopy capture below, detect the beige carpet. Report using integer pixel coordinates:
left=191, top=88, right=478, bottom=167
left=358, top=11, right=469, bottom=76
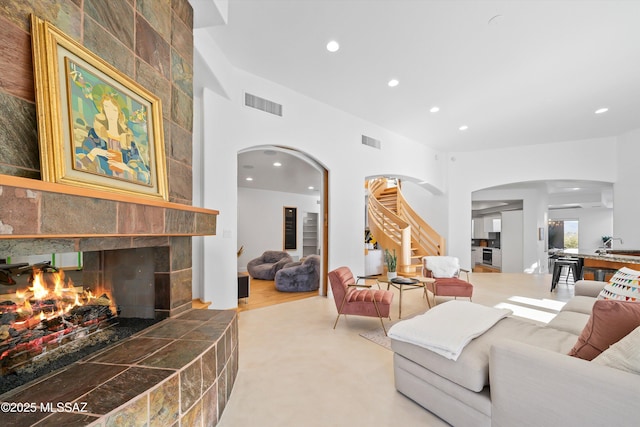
left=359, top=312, right=422, bottom=350
left=359, top=326, right=393, bottom=350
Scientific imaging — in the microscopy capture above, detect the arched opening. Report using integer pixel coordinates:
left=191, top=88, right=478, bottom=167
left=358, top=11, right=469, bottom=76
left=237, top=146, right=329, bottom=308
left=472, top=180, right=613, bottom=274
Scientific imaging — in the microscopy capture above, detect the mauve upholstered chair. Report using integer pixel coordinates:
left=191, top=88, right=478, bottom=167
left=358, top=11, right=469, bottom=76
left=246, top=250, right=293, bottom=280
left=422, top=256, right=473, bottom=307
left=274, top=255, right=321, bottom=292
left=328, top=266, right=394, bottom=335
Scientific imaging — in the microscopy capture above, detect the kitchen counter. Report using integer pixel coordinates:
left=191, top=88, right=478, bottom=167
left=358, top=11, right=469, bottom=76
left=558, top=251, right=640, bottom=265
left=557, top=250, right=640, bottom=280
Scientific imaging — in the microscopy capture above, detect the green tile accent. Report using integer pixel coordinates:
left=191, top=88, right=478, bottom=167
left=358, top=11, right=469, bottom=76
left=171, top=49, right=193, bottom=98
left=137, top=0, right=171, bottom=41
left=171, top=84, right=193, bottom=131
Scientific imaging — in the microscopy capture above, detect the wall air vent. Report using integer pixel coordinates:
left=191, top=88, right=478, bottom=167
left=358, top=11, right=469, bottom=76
left=361, top=135, right=381, bottom=149
left=244, top=92, right=283, bottom=116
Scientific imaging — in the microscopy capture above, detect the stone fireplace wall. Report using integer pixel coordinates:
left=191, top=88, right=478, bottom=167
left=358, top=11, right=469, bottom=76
left=0, top=0, right=194, bottom=204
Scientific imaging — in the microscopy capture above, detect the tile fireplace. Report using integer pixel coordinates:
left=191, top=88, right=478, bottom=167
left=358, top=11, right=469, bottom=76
left=0, top=176, right=235, bottom=426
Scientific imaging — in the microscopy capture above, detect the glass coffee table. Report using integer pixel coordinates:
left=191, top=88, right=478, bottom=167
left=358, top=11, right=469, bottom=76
left=376, top=276, right=435, bottom=319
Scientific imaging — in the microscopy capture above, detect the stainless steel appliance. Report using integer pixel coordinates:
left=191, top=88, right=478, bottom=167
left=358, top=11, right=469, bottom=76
left=482, top=248, right=492, bottom=265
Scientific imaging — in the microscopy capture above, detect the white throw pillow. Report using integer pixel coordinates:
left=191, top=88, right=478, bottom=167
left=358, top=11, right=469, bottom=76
left=597, top=267, right=640, bottom=302
left=592, top=325, right=640, bottom=374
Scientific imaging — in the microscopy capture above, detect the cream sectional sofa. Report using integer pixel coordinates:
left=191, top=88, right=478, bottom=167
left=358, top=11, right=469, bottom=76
left=390, top=280, right=640, bottom=426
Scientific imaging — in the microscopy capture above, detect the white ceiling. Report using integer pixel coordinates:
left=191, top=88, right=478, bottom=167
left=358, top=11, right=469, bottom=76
left=473, top=180, right=614, bottom=213
left=203, top=0, right=640, bottom=152
left=195, top=0, right=634, bottom=198
left=237, top=148, right=323, bottom=196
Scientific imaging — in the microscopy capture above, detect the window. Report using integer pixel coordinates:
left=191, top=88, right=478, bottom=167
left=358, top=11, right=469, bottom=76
left=548, top=220, right=579, bottom=250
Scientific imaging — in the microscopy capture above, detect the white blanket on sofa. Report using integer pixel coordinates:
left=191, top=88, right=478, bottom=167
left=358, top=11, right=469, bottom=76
left=388, top=301, right=512, bottom=361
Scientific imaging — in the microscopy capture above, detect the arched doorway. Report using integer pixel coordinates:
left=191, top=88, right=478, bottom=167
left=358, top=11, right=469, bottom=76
left=237, top=146, right=329, bottom=303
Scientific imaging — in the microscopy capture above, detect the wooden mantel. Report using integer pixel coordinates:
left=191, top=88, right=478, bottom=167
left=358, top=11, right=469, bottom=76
left=0, top=175, right=218, bottom=240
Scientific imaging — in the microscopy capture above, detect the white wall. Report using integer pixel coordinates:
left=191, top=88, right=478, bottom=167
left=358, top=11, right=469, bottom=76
left=193, top=31, right=446, bottom=308
left=501, top=210, right=523, bottom=273
left=549, top=208, right=613, bottom=252
left=237, top=187, right=320, bottom=271
left=615, top=129, right=640, bottom=249
left=400, top=181, right=449, bottom=237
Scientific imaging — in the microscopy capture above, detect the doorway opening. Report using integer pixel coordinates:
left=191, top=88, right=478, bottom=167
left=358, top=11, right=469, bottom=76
left=237, top=146, right=328, bottom=310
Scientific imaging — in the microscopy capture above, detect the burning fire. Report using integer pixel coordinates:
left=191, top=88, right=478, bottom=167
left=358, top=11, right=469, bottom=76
left=1, top=268, right=116, bottom=368
left=3, top=269, right=114, bottom=331
left=12, top=269, right=108, bottom=322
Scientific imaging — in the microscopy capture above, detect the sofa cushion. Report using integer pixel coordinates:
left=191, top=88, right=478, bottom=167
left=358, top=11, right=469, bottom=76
left=546, top=311, right=591, bottom=336
left=592, top=325, right=640, bottom=374
left=568, top=300, right=640, bottom=361
left=391, top=316, right=578, bottom=392
left=597, top=267, right=640, bottom=302
left=561, top=295, right=597, bottom=315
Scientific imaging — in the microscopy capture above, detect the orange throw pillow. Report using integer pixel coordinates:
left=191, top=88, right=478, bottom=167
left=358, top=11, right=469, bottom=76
left=568, top=300, right=640, bottom=361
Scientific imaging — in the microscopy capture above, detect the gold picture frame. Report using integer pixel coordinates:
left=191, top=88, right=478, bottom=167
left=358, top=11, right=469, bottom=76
left=30, top=15, right=168, bottom=200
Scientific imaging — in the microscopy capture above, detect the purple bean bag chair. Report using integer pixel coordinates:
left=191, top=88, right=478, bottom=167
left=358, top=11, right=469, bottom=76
left=275, top=255, right=321, bottom=292
left=246, top=250, right=293, bottom=280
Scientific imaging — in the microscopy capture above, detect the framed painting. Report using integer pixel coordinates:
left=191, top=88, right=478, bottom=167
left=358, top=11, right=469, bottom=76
left=30, top=15, right=168, bottom=200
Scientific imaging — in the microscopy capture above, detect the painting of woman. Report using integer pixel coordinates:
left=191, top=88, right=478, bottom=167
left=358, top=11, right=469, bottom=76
left=68, top=62, right=152, bottom=186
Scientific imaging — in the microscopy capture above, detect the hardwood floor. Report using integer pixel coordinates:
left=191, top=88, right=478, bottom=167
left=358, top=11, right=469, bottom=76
left=236, top=277, right=318, bottom=312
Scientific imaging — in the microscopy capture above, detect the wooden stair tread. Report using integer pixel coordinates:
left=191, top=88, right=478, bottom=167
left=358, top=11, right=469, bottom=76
left=370, top=178, right=444, bottom=269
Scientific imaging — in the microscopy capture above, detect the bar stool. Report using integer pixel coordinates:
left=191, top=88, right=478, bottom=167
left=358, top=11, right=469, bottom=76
left=550, top=258, right=579, bottom=291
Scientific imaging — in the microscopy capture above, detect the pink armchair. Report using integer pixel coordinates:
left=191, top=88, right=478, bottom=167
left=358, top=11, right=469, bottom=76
left=328, top=266, right=394, bottom=335
left=422, top=256, right=473, bottom=307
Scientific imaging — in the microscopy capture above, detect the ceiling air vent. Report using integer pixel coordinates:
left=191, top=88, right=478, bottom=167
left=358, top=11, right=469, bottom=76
left=244, top=92, right=283, bottom=116
left=361, top=135, right=381, bottom=149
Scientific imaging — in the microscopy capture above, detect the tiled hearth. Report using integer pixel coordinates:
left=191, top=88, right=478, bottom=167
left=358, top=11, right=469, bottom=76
left=1, top=308, right=237, bottom=426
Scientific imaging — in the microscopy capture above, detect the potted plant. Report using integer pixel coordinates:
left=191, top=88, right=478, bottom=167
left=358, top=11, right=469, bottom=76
left=384, top=249, right=397, bottom=279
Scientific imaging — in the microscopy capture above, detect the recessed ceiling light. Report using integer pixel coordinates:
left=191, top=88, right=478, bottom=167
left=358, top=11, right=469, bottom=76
left=326, top=40, right=340, bottom=52
left=245, top=177, right=253, bottom=181
left=388, top=79, right=399, bottom=87
left=273, top=162, right=282, bottom=167
left=595, top=107, right=609, bottom=114
left=459, top=125, right=469, bottom=131
left=308, top=186, right=314, bottom=190
left=430, top=106, right=440, bottom=113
